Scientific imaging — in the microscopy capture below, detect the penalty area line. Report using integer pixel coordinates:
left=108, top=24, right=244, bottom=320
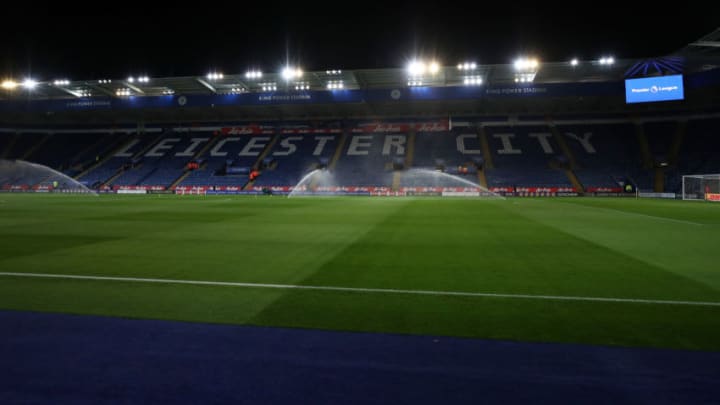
left=1, top=271, right=719, bottom=307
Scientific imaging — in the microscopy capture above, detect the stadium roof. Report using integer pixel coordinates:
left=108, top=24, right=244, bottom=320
left=0, top=27, right=717, bottom=102
left=0, top=56, right=713, bottom=102
left=682, top=28, right=720, bottom=57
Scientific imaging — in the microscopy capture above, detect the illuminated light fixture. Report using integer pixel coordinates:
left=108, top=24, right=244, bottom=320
left=77, top=90, right=91, bottom=97
left=514, top=57, right=540, bottom=71
left=137, top=76, right=149, bottom=83
left=570, top=58, right=579, bottom=66
left=162, top=89, right=175, bottom=95
left=261, top=82, right=277, bottom=92
left=282, top=66, right=303, bottom=80
left=294, top=82, right=310, bottom=91
left=245, top=70, right=262, bottom=79
left=53, top=79, right=70, bottom=86
left=407, top=60, right=426, bottom=77
left=98, top=79, right=112, bottom=84
left=463, top=76, right=482, bottom=86
left=206, top=72, right=224, bottom=80
left=599, top=56, right=615, bottom=65
left=326, top=80, right=344, bottom=90
left=428, top=61, right=440, bottom=74
left=1, top=80, right=18, bottom=90
left=514, top=73, right=535, bottom=83
left=127, top=76, right=135, bottom=83
left=115, top=88, right=132, bottom=96
left=230, top=87, right=246, bottom=93
left=458, top=62, right=477, bottom=71
left=22, top=78, right=38, bottom=89
left=407, top=80, right=423, bottom=86
left=325, top=69, right=342, bottom=75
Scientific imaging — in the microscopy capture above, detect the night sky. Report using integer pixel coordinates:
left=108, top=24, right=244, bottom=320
left=0, top=7, right=717, bottom=81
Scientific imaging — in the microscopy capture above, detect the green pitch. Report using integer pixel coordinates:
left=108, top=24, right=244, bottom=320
left=1, top=194, right=719, bottom=350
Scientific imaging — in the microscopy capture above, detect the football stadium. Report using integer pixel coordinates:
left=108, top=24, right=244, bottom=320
left=1, top=23, right=720, bottom=403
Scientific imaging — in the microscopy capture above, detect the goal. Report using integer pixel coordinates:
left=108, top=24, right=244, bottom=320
left=682, top=174, right=720, bottom=201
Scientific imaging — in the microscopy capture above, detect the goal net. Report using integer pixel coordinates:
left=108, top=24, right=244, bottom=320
left=682, top=174, right=720, bottom=201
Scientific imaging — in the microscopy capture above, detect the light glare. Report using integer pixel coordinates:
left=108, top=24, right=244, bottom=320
left=22, top=78, right=37, bottom=89
left=1, top=80, right=18, bottom=90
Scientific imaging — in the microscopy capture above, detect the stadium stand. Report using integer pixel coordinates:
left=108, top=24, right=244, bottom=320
left=2, top=114, right=719, bottom=195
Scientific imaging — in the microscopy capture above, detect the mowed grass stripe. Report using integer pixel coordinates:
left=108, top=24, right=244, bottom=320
left=2, top=271, right=720, bottom=307
left=507, top=198, right=720, bottom=289
left=0, top=196, right=410, bottom=285
left=2, top=194, right=720, bottom=350
left=286, top=199, right=720, bottom=301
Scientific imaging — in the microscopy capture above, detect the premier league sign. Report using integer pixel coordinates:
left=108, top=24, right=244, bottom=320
left=625, top=75, right=684, bottom=103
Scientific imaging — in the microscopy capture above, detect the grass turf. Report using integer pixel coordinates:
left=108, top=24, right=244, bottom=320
left=1, top=194, right=719, bottom=350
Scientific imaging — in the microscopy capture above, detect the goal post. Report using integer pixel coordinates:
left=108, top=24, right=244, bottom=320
left=682, top=174, right=720, bottom=201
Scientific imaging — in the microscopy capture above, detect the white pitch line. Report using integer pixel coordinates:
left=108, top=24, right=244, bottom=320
left=1, top=272, right=720, bottom=307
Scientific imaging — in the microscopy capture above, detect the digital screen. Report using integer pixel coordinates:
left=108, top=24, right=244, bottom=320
left=625, top=75, right=684, bottom=103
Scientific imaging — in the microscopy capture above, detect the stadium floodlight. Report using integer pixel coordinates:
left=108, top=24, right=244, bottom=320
left=514, top=72, right=535, bottom=83
left=325, top=69, right=342, bottom=75
left=463, top=76, right=482, bottom=86
left=514, top=57, right=540, bottom=71
left=22, top=78, right=38, bottom=89
left=98, top=79, right=112, bottom=84
left=407, top=79, right=423, bottom=86
left=261, top=82, right=277, bottom=92
left=206, top=72, right=224, bottom=80
left=53, top=79, right=70, bottom=86
left=570, top=58, right=579, bottom=66
left=458, top=62, right=477, bottom=71
left=115, top=88, right=131, bottom=96
left=515, top=73, right=535, bottom=83
left=138, top=76, right=149, bottom=83
left=245, top=70, right=262, bottom=79
left=599, top=56, right=615, bottom=65
left=326, top=80, right=344, bottom=90
left=407, top=60, right=426, bottom=77
left=127, top=76, right=135, bottom=83
left=429, top=61, right=440, bottom=74
left=1, top=80, right=18, bottom=90
left=282, top=66, right=303, bottom=81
